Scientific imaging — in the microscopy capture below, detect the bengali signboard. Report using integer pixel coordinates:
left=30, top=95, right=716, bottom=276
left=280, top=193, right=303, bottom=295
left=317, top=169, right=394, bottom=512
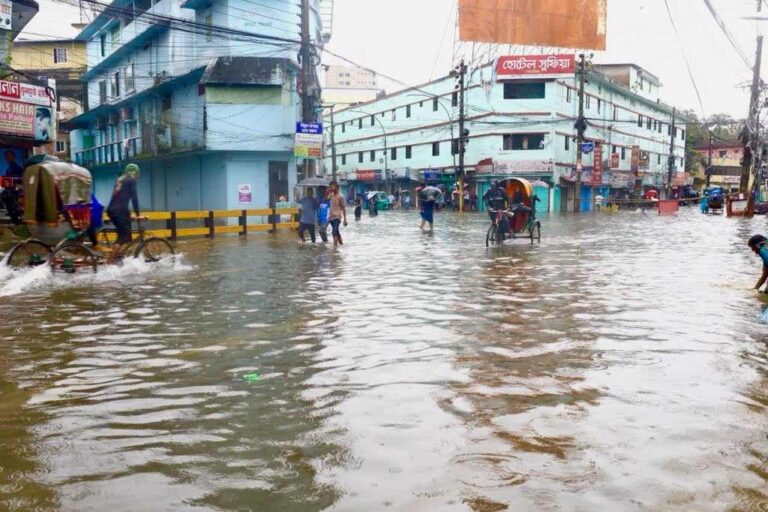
left=294, top=122, right=323, bottom=159
left=459, top=0, right=607, bottom=50
left=481, top=160, right=554, bottom=175
left=610, top=173, right=633, bottom=189
left=238, top=184, right=252, bottom=203
left=591, top=144, right=603, bottom=186
left=611, top=153, right=620, bottom=169
left=356, top=170, right=382, bottom=182
left=496, top=55, right=576, bottom=79
left=0, top=80, right=53, bottom=107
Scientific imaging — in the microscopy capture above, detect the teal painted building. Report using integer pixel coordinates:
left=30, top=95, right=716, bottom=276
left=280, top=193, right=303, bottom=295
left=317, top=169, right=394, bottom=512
left=69, top=0, right=324, bottom=211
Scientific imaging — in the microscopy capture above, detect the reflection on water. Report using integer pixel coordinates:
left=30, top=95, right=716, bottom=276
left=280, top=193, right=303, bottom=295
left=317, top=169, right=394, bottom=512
left=1, top=210, right=767, bottom=511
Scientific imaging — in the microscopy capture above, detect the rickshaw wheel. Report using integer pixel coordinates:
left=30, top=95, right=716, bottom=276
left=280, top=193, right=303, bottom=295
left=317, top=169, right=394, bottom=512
left=534, top=221, right=541, bottom=244
left=6, top=240, right=52, bottom=268
left=135, top=238, right=175, bottom=262
left=49, top=244, right=97, bottom=274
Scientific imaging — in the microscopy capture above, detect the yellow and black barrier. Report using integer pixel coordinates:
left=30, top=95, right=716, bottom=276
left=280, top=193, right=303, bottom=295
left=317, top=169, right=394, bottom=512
left=106, top=208, right=300, bottom=240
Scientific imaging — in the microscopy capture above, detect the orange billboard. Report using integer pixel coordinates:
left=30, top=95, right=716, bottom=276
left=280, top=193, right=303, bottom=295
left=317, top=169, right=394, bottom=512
left=459, top=0, right=607, bottom=51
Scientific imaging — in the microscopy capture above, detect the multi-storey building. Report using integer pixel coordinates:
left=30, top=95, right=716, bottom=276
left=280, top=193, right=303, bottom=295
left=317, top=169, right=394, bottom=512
left=326, top=56, right=687, bottom=212
left=323, top=64, right=383, bottom=109
left=693, top=142, right=743, bottom=191
left=69, top=0, right=323, bottom=211
left=11, top=38, right=87, bottom=159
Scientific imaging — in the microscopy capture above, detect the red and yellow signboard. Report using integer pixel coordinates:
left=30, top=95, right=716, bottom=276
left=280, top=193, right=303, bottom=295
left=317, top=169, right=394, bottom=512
left=459, top=0, right=607, bottom=50
left=592, top=144, right=603, bottom=186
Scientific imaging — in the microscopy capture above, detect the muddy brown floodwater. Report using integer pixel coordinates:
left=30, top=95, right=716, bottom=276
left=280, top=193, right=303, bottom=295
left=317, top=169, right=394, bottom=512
left=0, top=209, right=767, bottom=511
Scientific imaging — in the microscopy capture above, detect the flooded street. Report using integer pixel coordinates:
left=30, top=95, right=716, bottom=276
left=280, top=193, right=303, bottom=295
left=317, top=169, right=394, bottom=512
left=1, top=209, right=767, bottom=511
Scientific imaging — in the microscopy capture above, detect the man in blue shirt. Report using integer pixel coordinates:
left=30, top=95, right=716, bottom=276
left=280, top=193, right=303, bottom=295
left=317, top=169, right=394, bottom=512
left=748, top=235, right=768, bottom=292
left=3, top=151, right=23, bottom=179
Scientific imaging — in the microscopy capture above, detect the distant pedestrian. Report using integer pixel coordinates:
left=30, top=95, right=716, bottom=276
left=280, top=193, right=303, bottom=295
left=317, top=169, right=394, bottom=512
left=403, top=194, right=412, bottom=211
left=354, top=195, right=362, bottom=221
left=328, top=180, right=348, bottom=246
left=297, top=188, right=319, bottom=243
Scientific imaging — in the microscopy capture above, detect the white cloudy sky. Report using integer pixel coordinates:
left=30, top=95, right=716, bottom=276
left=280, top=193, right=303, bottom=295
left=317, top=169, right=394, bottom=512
left=21, top=0, right=766, bottom=117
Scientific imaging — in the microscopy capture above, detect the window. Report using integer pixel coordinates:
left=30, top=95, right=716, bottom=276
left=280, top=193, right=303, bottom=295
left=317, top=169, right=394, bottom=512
left=161, top=94, right=171, bottom=110
left=98, top=80, right=107, bottom=104
left=658, top=122, right=663, bottom=134
left=53, top=48, right=68, bottom=64
left=341, top=154, right=346, bottom=165
left=452, top=91, right=458, bottom=107
left=681, top=129, right=686, bottom=140
left=358, top=118, right=363, bottom=129
left=433, top=98, right=439, bottom=112
left=391, top=147, right=397, bottom=160
left=341, top=123, right=345, bottom=134
left=358, top=152, right=363, bottom=163
left=452, top=138, right=459, bottom=155
left=111, top=71, right=120, bottom=98
left=432, top=142, right=440, bottom=156
left=391, top=109, right=396, bottom=121
left=638, top=115, right=643, bottom=127
left=503, top=82, right=545, bottom=99
left=612, top=145, right=617, bottom=154
left=564, top=136, right=570, bottom=151
left=597, top=99, right=601, bottom=115
left=370, top=150, right=375, bottom=162
left=621, top=147, right=626, bottom=160
left=135, top=0, right=151, bottom=15
left=55, top=140, right=67, bottom=152
left=646, top=117, right=652, bottom=130
left=405, top=145, right=412, bottom=159
left=99, top=34, right=106, bottom=57
left=719, top=150, right=727, bottom=158
left=419, top=101, right=423, bottom=108
left=658, top=154, right=662, bottom=165
left=502, top=134, right=545, bottom=151
left=205, top=13, right=213, bottom=42
left=124, top=64, right=135, bottom=92
left=370, top=115, right=375, bottom=127
left=585, top=95, right=591, bottom=109
left=406, top=105, right=411, bottom=118
left=613, top=106, right=618, bottom=121
left=566, top=87, right=572, bottom=103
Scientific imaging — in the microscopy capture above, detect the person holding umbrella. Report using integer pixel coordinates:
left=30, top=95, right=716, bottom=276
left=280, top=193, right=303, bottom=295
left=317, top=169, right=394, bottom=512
left=419, top=183, right=441, bottom=233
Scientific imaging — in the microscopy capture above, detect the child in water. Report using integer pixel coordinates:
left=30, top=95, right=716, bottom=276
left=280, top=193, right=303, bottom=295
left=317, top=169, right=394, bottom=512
left=748, top=234, right=768, bottom=292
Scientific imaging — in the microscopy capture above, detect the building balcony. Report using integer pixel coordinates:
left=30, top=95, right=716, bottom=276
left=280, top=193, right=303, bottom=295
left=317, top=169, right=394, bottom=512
left=75, top=137, right=141, bottom=167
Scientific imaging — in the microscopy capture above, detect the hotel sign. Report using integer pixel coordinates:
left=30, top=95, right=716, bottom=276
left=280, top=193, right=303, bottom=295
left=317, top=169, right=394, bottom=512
left=496, top=55, right=576, bottom=80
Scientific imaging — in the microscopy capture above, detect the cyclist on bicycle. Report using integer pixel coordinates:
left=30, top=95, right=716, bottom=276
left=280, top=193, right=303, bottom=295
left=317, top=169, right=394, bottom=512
left=483, top=180, right=511, bottom=234
left=106, top=163, right=141, bottom=263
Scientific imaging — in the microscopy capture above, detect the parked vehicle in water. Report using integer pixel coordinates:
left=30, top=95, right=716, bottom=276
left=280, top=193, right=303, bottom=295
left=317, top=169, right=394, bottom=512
left=366, top=191, right=391, bottom=211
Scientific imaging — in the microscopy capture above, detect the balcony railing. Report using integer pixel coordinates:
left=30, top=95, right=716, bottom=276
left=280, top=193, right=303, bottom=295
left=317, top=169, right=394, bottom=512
left=75, top=137, right=141, bottom=167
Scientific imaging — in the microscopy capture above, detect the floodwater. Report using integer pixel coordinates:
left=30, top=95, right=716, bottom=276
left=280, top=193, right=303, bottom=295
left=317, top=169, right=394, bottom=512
left=0, top=209, right=767, bottom=511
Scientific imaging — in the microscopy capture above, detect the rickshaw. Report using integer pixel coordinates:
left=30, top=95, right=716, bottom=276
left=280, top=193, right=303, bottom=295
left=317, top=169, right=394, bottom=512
left=701, top=186, right=725, bottom=214
left=4, top=162, right=174, bottom=273
left=486, top=177, right=542, bottom=247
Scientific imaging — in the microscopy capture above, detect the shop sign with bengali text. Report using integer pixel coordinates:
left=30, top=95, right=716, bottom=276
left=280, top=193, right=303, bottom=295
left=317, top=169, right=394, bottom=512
left=422, top=169, right=443, bottom=181
left=0, top=100, right=55, bottom=141
left=496, top=55, right=576, bottom=80
left=611, top=153, right=620, bottom=169
left=591, top=144, right=603, bottom=186
left=294, top=122, right=323, bottom=159
left=482, top=160, right=554, bottom=175
left=356, top=169, right=382, bottom=182
left=609, top=173, right=633, bottom=188
left=0, top=80, right=53, bottom=107
left=238, top=184, right=252, bottom=203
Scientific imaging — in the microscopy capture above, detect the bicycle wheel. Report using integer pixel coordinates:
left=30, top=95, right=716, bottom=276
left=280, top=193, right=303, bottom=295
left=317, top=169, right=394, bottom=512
left=49, top=244, right=97, bottom=274
left=6, top=240, right=52, bottom=268
left=135, top=237, right=175, bottom=262
left=486, top=225, right=500, bottom=247
left=534, top=221, right=541, bottom=243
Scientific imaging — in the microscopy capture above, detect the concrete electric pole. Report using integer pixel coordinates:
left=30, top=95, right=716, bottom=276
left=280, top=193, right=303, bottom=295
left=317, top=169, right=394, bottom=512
left=742, top=0, right=764, bottom=216
left=300, top=0, right=319, bottom=179
left=667, top=107, right=677, bottom=197
left=457, top=59, right=467, bottom=212
left=574, top=53, right=587, bottom=213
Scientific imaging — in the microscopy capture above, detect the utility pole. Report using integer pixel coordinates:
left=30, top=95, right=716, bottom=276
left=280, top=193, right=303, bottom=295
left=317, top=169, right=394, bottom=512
left=457, top=59, right=468, bottom=212
left=742, top=0, right=763, bottom=213
left=706, top=131, right=713, bottom=188
left=667, top=107, right=677, bottom=198
left=300, top=0, right=318, bottom=178
left=574, top=53, right=587, bottom=213
left=328, top=104, right=337, bottom=182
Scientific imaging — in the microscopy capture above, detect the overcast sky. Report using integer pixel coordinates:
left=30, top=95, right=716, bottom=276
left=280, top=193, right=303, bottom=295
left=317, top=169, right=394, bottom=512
left=21, top=0, right=766, bottom=118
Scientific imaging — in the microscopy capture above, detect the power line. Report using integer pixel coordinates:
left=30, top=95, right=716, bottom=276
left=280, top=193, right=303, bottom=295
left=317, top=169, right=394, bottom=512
left=700, top=0, right=753, bottom=69
left=662, top=0, right=706, bottom=116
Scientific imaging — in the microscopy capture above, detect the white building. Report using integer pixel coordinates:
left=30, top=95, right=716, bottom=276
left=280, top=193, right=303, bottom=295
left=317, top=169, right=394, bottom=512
left=323, top=64, right=383, bottom=109
left=325, top=56, right=687, bottom=212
